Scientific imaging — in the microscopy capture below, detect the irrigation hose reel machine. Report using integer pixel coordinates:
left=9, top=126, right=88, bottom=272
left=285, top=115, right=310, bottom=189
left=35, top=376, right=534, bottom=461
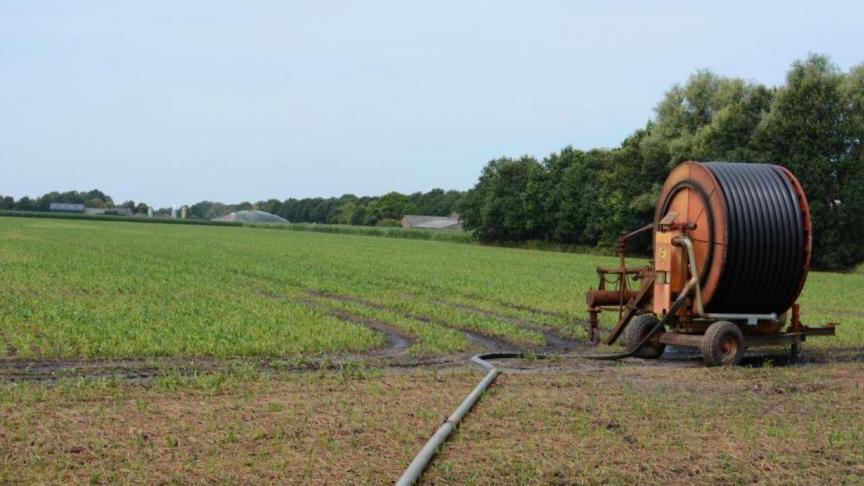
left=585, top=161, right=836, bottom=366
left=397, top=161, right=841, bottom=485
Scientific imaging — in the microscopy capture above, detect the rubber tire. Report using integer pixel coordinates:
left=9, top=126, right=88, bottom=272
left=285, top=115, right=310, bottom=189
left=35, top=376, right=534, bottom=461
left=624, top=314, right=666, bottom=359
left=790, top=338, right=801, bottom=363
left=701, top=321, right=745, bottom=367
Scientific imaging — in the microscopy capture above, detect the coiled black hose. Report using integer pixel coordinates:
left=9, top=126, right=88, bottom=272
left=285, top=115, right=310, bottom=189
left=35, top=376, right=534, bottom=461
left=701, top=163, right=806, bottom=314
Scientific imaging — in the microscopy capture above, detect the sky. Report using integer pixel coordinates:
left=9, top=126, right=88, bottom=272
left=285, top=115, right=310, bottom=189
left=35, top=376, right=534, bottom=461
left=1, top=1, right=862, bottom=208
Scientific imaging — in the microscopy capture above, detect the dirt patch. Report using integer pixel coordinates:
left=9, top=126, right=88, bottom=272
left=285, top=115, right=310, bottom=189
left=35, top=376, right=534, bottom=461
left=0, top=358, right=207, bottom=383
left=424, top=363, right=864, bottom=485
left=3, top=363, right=862, bottom=484
left=3, top=343, right=859, bottom=384
left=0, top=371, right=483, bottom=485
left=748, top=382, right=829, bottom=395
left=802, top=346, right=864, bottom=363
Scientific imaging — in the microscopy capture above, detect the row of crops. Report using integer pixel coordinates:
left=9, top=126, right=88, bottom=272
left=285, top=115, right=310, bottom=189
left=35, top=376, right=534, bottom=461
left=0, top=216, right=860, bottom=359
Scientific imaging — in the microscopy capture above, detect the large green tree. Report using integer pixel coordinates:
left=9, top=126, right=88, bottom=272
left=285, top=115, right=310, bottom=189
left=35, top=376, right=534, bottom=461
left=755, top=55, right=864, bottom=268
left=459, top=156, right=544, bottom=241
left=460, top=54, right=864, bottom=269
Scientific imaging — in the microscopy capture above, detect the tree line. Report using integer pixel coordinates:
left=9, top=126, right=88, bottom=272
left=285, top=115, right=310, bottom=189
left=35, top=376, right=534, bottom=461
left=456, top=54, right=864, bottom=270
left=187, top=189, right=463, bottom=226
left=0, top=189, right=146, bottom=214
left=1, top=188, right=464, bottom=227
left=3, top=54, right=861, bottom=269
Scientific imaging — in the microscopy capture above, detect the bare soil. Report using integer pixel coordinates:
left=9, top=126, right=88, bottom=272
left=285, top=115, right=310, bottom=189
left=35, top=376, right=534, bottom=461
left=425, top=362, right=864, bottom=485
left=2, top=361, right=862, bottom=485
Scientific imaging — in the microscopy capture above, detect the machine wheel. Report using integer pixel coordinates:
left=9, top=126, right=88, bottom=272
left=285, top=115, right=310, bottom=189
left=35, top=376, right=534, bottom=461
left=624, top=314, right=666, bottom=359
left=701, top=321, right=744, bottom=366
left=790, top=337, right=801, bottom=362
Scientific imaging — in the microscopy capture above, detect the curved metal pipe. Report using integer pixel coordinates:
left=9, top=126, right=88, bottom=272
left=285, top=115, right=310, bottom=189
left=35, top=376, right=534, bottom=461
left=673, top=236, right=704, bottom=316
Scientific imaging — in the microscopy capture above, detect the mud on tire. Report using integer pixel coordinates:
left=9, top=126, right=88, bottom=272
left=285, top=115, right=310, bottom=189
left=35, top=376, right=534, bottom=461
left=624, top=314, right=666, bottom=359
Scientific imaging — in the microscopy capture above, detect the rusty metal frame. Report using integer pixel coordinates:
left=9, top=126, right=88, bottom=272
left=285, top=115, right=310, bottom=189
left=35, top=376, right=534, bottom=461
left=584, top=223, right=654, bottom=344
left=602, top=277, right=653, bottom=345
left=584, top=221, right=836, bottom=351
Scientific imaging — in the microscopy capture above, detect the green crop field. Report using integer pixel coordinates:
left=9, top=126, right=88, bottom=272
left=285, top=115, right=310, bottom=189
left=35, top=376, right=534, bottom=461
left=2, top=215, right=864, bottom=484
left=0, top=215, right=861, bottom=360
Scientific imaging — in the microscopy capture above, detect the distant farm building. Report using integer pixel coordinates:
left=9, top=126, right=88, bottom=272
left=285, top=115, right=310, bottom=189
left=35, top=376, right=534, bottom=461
left=84, top=207, right=133, bottom=216
left=212, top=210, right=289, bottom=224
left=401, top=214, right=463, bottom=230
left=49, top=203, right=133, bottom=216
left=49, top=203, right=85, bottom=213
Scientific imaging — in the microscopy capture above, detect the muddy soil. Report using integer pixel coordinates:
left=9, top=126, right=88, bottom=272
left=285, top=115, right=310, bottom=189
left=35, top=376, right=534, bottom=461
left=0, top=353, right=477, bottom=383
left=2, top=344, right=854, bottom=384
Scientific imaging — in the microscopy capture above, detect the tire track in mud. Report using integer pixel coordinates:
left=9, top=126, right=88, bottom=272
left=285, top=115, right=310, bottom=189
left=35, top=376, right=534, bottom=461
left=298, top=299, right=413, bottom=356
left=444, top=302, right=588, bottom=352
left=259, top=287, right=415, bottom=356
left=445, top=298, right=608, bottom=341
left=229, top=268, right=584, bottom=350
left=0, top=354, right=470, bottom=383
left=380, top=276, right=578, bottom=321
left=370, top=275, right=614, bottom=341
left=228, top=270, right=504, bottom=351
left=1, top=346, right=856, bottom=383
left=308, top=290, right=513, bottom=352
left=0, top=359, right=170, bottom=383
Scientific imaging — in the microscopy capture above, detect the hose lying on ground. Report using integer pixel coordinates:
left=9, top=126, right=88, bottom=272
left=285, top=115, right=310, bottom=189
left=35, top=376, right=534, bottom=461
left=395, top=284, right=694, bottom=485
left=395, top=345, right=650, bottom=485
left=394, top=352, right=528, bottom=486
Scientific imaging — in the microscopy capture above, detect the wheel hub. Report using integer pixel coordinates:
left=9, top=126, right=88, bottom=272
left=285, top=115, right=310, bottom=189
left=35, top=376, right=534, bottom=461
left=720, top=337, right=738, bottom=357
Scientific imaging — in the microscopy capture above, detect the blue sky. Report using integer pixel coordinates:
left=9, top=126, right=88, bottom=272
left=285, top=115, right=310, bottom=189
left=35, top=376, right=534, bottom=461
left=2, top=0, right=862, bottom=207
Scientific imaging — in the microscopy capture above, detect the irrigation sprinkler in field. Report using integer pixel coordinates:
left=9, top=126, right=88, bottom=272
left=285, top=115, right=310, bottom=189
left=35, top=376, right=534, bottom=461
left=397, top=161, right=838, bottom=484
left=584, top=161, right=836, bottom=366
